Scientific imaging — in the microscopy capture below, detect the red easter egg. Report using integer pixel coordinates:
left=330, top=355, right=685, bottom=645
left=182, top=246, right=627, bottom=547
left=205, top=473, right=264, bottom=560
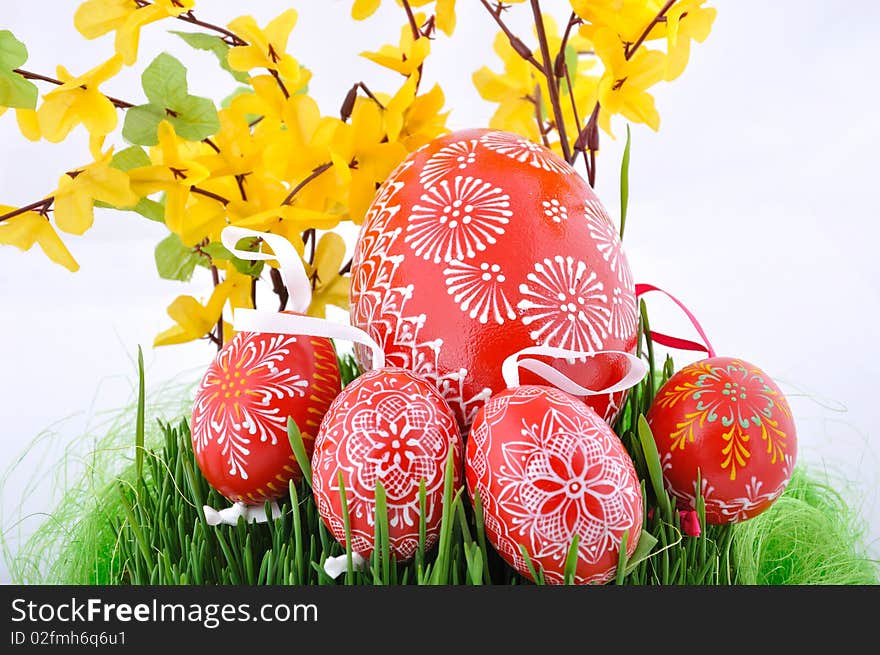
left=312, top=367, right=463, bottom=560
left=466, top=385, right=643, bottom=585
left=646, top=356, right=797, bottom=524
left=191, top=329, right=341, bottom=504
left=350, top=129, right=638, bottom=435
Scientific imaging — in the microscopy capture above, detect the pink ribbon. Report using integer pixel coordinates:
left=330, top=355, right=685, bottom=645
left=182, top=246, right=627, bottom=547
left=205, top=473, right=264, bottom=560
left=635, top=283, right=716, bottom=358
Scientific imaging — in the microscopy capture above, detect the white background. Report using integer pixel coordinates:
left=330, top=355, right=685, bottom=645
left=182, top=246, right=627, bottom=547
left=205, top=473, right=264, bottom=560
left=1, top=1, right=878, bottom=583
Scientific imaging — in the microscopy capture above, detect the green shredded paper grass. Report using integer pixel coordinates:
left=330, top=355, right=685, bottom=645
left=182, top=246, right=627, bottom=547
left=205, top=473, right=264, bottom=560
left=2, top=319, right=878, bottom=586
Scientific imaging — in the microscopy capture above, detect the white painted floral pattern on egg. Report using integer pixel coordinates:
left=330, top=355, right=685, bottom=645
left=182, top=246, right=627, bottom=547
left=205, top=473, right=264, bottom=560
left=418, top=139, right=479, bottom=188
left=479, top=131, right=576, bottom=174
left=404, top=175, right=512, bottom=264
left=443, top=259, right=516, bottom=325
left=518, top=255, right=611, bottom=352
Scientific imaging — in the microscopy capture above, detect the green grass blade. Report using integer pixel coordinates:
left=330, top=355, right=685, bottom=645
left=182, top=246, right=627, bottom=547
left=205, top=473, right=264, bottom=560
left=287, top=417, right=313, bottom=489
left=619, top=123, right=632, bottom=239
left=135, top=345, right=146, bottom=481
left=614, top=529, right=630, bottom=585
left=563, top=534, right=580, bottom=584
left=637, top=415, right=671, bottom=520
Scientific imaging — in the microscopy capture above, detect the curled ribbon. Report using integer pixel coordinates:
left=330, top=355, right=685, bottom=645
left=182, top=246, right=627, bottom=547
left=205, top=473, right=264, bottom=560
left=501, top=345, right=648, bottom=396
left=635, top=283, right=716, bottom=357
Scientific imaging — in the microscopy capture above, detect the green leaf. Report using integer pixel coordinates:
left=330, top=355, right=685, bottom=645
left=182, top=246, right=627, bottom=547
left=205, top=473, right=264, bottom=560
left=170, top=31, right=250, bottom=84
left=110, top=145, right=151, bottom=171
left=154, top=232, right=201, bottom=281
left=142, top=52, right=188, bottom=107
left=122, top=103, right=166, bottom=146
left=123, top=52, right=219, bottom=145
left=201, top=240, right=264, bottom=277
left=171, top=94, right=220, bottom=141
left=0, top=30, right=37, bottom=109
left=619, top=123, right=632, bottom=239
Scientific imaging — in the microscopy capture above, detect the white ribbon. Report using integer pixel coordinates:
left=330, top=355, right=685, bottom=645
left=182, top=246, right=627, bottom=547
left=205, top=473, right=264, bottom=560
left=221, top=225, right=313, bottom=314
left=232, top=308, right=385, bottom=372
left=501, top=345, right=648, bottom=396
left=323, top=552, right=367, bottom=579
left=202, top=501, right=282, bottom=526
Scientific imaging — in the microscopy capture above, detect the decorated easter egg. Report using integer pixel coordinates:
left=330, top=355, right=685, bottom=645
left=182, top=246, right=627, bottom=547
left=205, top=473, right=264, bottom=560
left=350, top=128, right=638, bottom=435
left=312, top=367, right=463, bottom=560
left=466, top=385, right=643, bottom=585
left=646, top=356, right=797, bottom=524
left=191, top=329, right=341, bottom=504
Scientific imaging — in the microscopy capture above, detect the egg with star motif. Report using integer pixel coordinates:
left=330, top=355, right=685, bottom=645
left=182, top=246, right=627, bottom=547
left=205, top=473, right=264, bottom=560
left=646, top=356, right=797, bottom=524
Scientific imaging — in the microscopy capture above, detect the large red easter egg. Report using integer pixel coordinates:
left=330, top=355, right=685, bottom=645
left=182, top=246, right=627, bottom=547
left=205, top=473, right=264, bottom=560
left=646, top=356, right=797, bottom=524
left=350, top=129, right=638, bottom=435
left=191, top=329, right=341, bottom=504
left=312, top=367, right=463, bottom=560
left=466, top=385, right=643, bottom=585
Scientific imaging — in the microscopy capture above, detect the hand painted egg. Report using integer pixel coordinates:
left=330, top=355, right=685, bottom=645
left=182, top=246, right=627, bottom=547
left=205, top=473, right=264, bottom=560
left=646, top=356, right=797, bottom=524
left=350, top=128, right=638, bottom=435
left=466, top=385, right=643, bottom=585
left=312, top=367, right=463, bottom=561
left=191, top=329, right=341, bottom=504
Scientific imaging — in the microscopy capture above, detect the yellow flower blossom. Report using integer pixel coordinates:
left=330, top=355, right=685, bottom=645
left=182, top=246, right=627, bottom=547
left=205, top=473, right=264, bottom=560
left=36, top=55, right=123, bottom=142
left=0, top=205, right=79, bottom=272
left=12, top=108, right=40, bottom=141
left=573, top=0, right=666, bottom=45
left=227, top=10, right=304, bottom=89
left=331, top=98, right=408, bottom=222
left=154, top=279, right=233, bottom=347
left=398, top=83, right=449, bottom=151
left=53, top=148, right=139, bottom=235
left=305, top=232, right=350, bottom=318
left=592, top=27, right=666, bottom=133
left=361, top=25, right=430, bottom=76
left=127, top=121, right=210, bottom=235
left=75, top=0, right=195, bottom=65
left=664, top=0, right=716, bottom=80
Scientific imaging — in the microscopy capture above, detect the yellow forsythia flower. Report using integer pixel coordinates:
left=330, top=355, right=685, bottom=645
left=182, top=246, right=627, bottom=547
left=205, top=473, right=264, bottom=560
left=227, top=10, right=304, bottom=87
left=74, top=0, right=195, bottom=65
left=361, top=25, right=431, bottom=76
left=52, top=148, right=139, bottom=235
left=665, top=0, right=717, bottom=80
left=306, top=232, right=350, bottom=319
left=592, top=27, right=666, bottom=133
left=36, top=55, right=123, bottom=142
left=0, top=206, right=79, bottom=272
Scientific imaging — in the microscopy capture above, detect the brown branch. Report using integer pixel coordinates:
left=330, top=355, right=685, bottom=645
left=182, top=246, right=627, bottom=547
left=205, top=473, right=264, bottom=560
left=13, top=68, right=134, bottom=109
left=269, top=267, right=289, bottom=311
left=0, top=197, right=54, bottom=224
left=339, top=256, right=353, bottom=277
left=210, top=265, right=223, bottom=351
left=281, top=162, right=333, bottom=206
left=175, top=9, right=248, bottom=46
left=479, top=0, right=543, bottom=71
left=268, top=68, right=290, bottom=99
left=191, top=186, right=230, bottom=205
left=553, top=12, right=581, bottom=79
left=626, top=0, right=675, bottom=60
left=400, top=0, right=422, bottom=41
left=529, top=0, right=572, bottom=162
